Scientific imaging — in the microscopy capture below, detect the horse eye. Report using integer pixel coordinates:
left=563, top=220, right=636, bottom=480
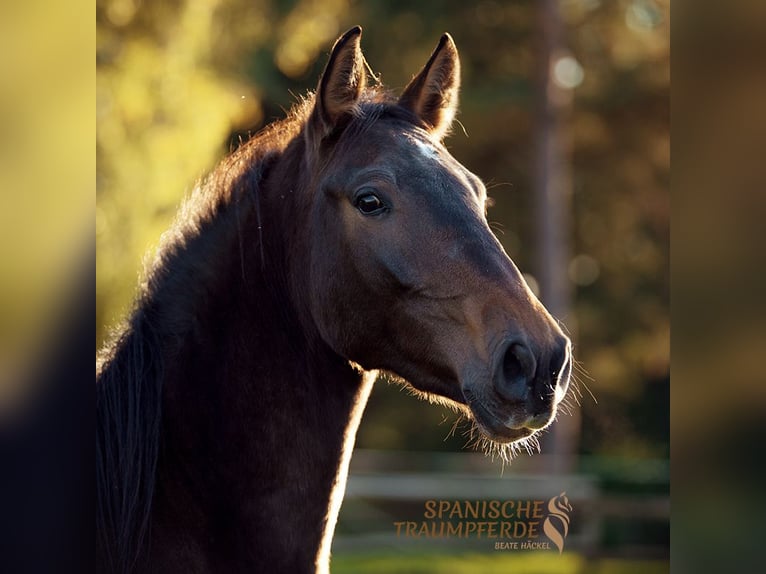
left=355, top=192, right=386, bottom=215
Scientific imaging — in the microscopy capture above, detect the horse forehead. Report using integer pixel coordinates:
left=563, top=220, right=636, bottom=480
left=338, top=124, right=476, bottom=190
left=397, top=132, right=445, bottom=165
left=373, top=131, right=469, bottom=187
left=400, top=134, right=479, bottom=195
left=403, top=134, right=441, bottom=162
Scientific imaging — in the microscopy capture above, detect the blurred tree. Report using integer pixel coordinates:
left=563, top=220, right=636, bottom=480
left=533, top=0, right=579, bottom=473
left=96, top=0, right=351, bottom=342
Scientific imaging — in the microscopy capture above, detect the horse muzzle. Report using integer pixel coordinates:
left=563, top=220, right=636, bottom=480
left=461, top=334, right=572, bottom=444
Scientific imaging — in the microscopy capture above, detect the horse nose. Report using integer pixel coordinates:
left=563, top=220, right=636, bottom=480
left=493, top=335, right=571, bottom=403
left=495, top=340, right=537, bottom=402
left=550, top=335, right=572, bottom=392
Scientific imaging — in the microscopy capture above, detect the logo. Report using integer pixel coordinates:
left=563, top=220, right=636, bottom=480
left=392, top=494, right=574, bottom=554
left=543, top=492, right=573, bottom=553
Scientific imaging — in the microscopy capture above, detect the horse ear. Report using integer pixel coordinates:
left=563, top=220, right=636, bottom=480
left=399, top=33, right=461, bottom=140
left=310, top=26, right=366, bottom=139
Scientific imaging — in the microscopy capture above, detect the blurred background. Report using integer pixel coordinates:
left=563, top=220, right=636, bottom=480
left=96, top=0, right=669, bottom=572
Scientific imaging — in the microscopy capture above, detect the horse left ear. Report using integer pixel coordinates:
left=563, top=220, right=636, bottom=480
left=399, top=33, right=461, bottom=140
left=309, top=26, right=366, bottom=140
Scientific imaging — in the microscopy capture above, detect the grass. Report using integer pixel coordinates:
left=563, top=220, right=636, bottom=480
left=331, top=552, right=668, bottom=574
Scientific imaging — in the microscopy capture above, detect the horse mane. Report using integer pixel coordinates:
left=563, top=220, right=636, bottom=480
left=95, top=95, right=312, bottom=573
left=95, top=86, right=418, bottom=572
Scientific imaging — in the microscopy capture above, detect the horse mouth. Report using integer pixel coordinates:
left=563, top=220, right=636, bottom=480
left=462, top=388, right=556, bottom=444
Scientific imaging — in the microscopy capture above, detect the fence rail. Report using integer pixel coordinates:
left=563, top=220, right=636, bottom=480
left=333, top=450, right=669, bottom=559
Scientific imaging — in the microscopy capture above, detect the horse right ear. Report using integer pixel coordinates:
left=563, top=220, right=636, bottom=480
left=399, top=33, right=460, bottom=141
left=308, top=26, right=366, bottom=143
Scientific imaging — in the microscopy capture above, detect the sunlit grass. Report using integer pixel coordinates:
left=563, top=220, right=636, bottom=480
left=332, top=552, right=668, bottom=574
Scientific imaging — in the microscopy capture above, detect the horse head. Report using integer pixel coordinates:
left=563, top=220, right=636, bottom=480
left=296, top=27, right=571, bottom=450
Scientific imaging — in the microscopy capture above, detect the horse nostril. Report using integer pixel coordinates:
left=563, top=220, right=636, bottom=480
left=497, top=341, right=536, bottom=401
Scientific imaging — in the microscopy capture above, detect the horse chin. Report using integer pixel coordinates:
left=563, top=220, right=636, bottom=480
left=385, top=368, right=555, bottom=448
left=462, top=388, right=555, bottom=446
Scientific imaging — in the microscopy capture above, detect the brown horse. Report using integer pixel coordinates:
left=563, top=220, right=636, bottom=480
left=96, top=27, right=572, bottom=574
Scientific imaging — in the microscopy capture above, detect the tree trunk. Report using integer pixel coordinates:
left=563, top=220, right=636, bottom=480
left=534, top=0, right=581, bottom=474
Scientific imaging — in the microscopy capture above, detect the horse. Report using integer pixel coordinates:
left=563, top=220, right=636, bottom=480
left=96, top=27, right=572, bottom=574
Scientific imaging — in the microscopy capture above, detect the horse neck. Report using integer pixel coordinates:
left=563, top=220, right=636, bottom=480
left=150, top=148, right=374, bottom=573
